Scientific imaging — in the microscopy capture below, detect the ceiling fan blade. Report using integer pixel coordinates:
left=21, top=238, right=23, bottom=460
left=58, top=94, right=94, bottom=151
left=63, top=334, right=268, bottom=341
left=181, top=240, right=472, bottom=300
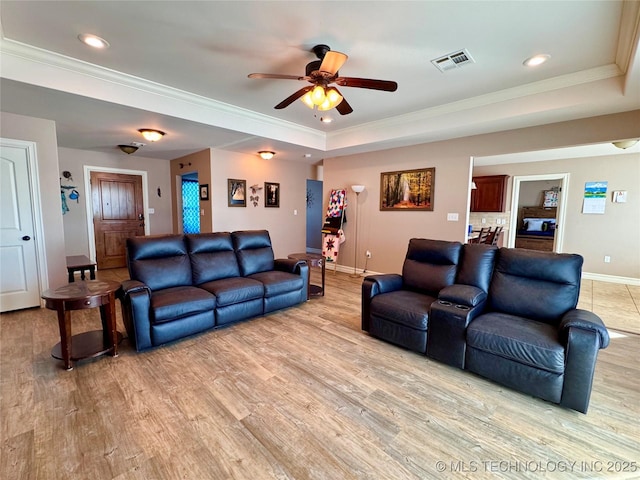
left=335, top=93, right=353, bottom=115
left=335, top=77, right=398, bottom=92
left=319, top=51, right=348, bottom=75
left=274, top=86, right=313, bottom=109
left=248, top=73, right=309, bottom=81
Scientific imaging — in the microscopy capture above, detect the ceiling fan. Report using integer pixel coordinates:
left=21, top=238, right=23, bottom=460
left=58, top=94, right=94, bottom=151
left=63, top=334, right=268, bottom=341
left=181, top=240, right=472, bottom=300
left=248, top=44, right=398, bottom=115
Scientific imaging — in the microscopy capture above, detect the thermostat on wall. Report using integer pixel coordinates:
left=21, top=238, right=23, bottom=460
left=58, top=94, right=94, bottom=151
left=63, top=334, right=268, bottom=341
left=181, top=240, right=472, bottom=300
left=612, top=191, right=627, bottom=203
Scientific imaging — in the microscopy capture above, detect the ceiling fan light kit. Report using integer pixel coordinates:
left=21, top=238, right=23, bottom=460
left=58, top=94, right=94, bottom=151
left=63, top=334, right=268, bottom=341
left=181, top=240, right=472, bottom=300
left=248, top=44, right=397, bottom=115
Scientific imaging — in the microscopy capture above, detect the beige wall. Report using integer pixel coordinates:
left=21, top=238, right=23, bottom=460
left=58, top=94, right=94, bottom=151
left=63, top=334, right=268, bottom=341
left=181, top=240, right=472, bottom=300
left=58, top=147, right=173, bottom=257
left=0, top=112, right=67, bottom=288
left=474, top=153, right=640, bottom=279
left=208, top=149, right=314, bottom=259
left=323, top=110, right=640, bottom=278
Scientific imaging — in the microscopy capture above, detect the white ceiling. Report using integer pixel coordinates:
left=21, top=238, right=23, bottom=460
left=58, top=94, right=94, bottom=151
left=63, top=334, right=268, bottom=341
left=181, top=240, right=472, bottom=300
left=1, top=1, right=639, bottom=163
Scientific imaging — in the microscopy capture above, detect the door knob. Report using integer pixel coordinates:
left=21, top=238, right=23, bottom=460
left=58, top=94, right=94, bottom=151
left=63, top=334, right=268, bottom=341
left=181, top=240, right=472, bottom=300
left=22, top=235, right=31, bottom=241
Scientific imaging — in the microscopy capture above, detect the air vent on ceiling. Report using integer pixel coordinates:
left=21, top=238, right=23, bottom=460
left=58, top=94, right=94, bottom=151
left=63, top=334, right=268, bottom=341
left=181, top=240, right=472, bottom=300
left=431, top=49, right=475, bottom=72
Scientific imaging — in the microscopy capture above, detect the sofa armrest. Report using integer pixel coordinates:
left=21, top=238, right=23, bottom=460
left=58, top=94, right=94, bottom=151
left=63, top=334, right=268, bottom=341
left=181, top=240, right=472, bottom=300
left=559, top=309, right=609, bottom=413
left=274, top=258, right=305, bottom=275
left=559, top=309, right=610, bottom=349
left=427, top=299, right=486, bottom=368
left=361, top=274, right=403, bottom=331
left=119, top=279, right=151, bottom=297
left=438, top=284, right=487, bottom=308
left=118, top=280, right=153, bottom=351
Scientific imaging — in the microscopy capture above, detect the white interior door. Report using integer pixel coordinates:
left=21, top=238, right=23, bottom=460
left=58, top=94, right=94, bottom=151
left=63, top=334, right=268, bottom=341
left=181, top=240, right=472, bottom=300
left=0, top=142, right=41, bottom=311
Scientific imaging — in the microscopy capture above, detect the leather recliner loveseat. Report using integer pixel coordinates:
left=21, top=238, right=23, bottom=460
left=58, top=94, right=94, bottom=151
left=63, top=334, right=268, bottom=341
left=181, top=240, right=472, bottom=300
left=119, top=230, right=308, bottom=351
left=362, top=238, right=610, bottom=413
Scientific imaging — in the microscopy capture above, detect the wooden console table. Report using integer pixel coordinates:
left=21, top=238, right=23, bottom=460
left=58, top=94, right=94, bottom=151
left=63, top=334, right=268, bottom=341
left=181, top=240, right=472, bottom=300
left=66, top=255, right=96, bottom=282
left=288, top=252, right=325, bottom=298
left=41, top=280, right=122, bottom=370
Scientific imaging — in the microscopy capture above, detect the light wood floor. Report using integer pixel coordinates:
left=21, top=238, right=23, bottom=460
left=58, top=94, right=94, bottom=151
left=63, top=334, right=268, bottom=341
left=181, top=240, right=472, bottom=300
left=1, top=268, right=639, bottom=479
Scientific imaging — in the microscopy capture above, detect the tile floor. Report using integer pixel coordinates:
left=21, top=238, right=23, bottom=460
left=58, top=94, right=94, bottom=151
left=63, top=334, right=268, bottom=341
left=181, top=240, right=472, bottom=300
left=578, top=280, right=640, bottom=335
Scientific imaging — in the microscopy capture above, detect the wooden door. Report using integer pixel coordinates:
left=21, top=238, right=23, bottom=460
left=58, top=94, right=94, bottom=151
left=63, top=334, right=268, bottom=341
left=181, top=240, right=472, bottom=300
left=0, top=140, right=41, bottom=311
left=91, top=171, right=144, bottom=269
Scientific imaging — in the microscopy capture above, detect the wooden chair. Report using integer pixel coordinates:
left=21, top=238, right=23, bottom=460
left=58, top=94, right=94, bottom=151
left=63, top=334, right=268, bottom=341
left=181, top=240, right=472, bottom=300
left=469, top=227, right=490, bottom=244
left=486, top=226, right=503, bottom=245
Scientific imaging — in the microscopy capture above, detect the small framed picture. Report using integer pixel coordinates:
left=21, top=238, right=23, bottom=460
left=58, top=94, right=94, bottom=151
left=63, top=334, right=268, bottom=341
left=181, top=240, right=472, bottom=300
left=228, top=179, right=246, bottom=207
left=264, top=182, right=280, bottom=208
left=199, top=184, right=209, bottom=201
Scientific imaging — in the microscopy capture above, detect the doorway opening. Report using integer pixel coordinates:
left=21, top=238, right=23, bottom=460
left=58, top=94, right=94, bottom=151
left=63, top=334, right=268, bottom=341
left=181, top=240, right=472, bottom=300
left=181, top=172, right=200, bottom=234
left=507, top=173, right=570, bottom=252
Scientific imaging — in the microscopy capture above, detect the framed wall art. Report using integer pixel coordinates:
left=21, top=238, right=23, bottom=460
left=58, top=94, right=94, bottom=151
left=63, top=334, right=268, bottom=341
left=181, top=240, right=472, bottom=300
left=380, top=167, right=435, bottom=211
left=228, top=178, right=246, bottom=207
left=199, top=184, right=209, bottom=201
left=264, top=182, right=280, bottom=208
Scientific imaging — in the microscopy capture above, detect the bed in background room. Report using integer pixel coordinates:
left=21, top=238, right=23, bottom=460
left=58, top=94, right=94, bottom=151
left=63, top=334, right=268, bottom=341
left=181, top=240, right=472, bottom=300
left=515, top=206, right=557, bottom=251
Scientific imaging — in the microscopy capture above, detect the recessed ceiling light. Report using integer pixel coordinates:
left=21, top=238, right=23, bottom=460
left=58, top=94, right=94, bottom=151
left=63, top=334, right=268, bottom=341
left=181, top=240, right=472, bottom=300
left=320, top=117, right=333, bottom=123
left=523, top=54, right=550, bottom=67
left=304, top=153, right=312, bottom=158
left=78, top=33, right=110, bottom=49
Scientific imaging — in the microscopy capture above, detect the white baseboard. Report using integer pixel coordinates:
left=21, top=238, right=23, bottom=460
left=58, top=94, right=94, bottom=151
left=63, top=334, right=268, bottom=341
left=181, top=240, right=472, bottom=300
left=582, top=272, right=640, bottom=286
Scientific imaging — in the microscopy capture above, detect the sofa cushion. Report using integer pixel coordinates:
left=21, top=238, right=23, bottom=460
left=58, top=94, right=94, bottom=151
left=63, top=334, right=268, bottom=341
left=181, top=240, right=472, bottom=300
left=187, top=232, right=241, bottom=284
left=456, top=244, right=497, bottom=292
left=402, top=239, right=461, bottom=295
left=199, top=277, right=264, bottom=307
left=370, top=290, right=436, bottom=331
left=249, top=271, right=304, bottom=297
left=488, top=248, right=582, bottom=324
left=127, top=235, right=192, bottom=291
left=232, top=230, right=275, bottom=276
left=466, top=313, right=565, bottom=374
left=151, top=286, right=216, bottom=324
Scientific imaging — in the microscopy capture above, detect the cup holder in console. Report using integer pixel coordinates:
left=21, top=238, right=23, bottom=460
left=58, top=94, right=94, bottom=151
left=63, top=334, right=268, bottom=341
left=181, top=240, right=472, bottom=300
left=437, top=300, right=453, bottom=306
left=455, top=305, right=470, bottom=310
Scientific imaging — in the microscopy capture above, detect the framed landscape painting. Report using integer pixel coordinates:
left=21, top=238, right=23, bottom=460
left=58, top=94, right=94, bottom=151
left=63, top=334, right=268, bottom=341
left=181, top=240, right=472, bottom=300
left=380, top=167, right=435, bottom=211
left=228, top=179, right=246, bottom=207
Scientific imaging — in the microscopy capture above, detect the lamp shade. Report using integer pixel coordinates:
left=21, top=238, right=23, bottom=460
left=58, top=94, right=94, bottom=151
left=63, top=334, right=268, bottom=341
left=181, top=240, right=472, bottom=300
left=258, top=151, right=275, bottom=160
left=612, top=140, right=639, bottom=149
left=351, top=184, right=365, bottom=194
left=138, top=129, right=165, bottom=142
left=118, top=144, right=138, bottom=155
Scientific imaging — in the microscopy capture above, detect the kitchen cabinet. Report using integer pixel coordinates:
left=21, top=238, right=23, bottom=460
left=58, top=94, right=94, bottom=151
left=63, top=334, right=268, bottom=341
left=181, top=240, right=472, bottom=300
left=471, top=175, right=508, bottom=212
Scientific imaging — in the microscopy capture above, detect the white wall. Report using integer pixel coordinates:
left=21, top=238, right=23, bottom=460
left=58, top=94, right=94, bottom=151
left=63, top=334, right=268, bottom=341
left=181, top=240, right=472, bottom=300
left=58, top=147, right=173, bottom=257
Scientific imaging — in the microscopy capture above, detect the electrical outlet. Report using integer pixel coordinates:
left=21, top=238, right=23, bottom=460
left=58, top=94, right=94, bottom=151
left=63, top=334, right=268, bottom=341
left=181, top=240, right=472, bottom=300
left=366, top=250, right=372, bottom=258
left=604, top=255, right=611, bottom=263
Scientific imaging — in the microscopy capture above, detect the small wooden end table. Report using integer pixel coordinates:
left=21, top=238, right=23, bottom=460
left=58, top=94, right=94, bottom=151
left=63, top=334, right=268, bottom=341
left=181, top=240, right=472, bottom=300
left=41, top=280, right=122, bottom=370
left=288, top=252, right=325, bottom=298
left=66, top=255, right=96, bottom=282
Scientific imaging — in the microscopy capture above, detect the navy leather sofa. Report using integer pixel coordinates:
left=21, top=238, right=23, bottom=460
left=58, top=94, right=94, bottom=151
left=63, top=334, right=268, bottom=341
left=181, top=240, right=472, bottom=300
left=119, top=230, right=308, bottom=351
left=362, top=239, right=610, bottom=413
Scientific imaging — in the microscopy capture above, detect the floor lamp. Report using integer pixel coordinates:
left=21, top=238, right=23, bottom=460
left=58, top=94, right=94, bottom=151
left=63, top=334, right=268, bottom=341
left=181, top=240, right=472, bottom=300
left=350, top=184, right=365, bottom=277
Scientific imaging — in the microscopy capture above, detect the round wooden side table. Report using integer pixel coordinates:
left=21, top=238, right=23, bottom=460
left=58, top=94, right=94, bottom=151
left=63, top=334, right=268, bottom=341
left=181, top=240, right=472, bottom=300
left=288, top=252, right=325, bottom=298
left=41, top=280, right=123, bottom=370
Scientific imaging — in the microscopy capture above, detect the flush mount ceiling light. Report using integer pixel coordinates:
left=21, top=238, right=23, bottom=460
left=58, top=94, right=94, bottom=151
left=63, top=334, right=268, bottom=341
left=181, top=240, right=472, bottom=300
left=78, top=33, right=110, bottom=49
left=258, top=151, right=275, bottom=160
left=118, top=144, right=139, bottom=155
left=612, top=139, right=639, bottom=149
left=523, top=54, right=551, bottom=67
left=138, top=129, right=165, bottom=142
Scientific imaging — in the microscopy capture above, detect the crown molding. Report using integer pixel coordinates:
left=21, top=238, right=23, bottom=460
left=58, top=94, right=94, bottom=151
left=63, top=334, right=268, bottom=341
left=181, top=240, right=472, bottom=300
left=327, top=64, right=623, bottom=151
left=0, top=37, right=327, bottom=150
